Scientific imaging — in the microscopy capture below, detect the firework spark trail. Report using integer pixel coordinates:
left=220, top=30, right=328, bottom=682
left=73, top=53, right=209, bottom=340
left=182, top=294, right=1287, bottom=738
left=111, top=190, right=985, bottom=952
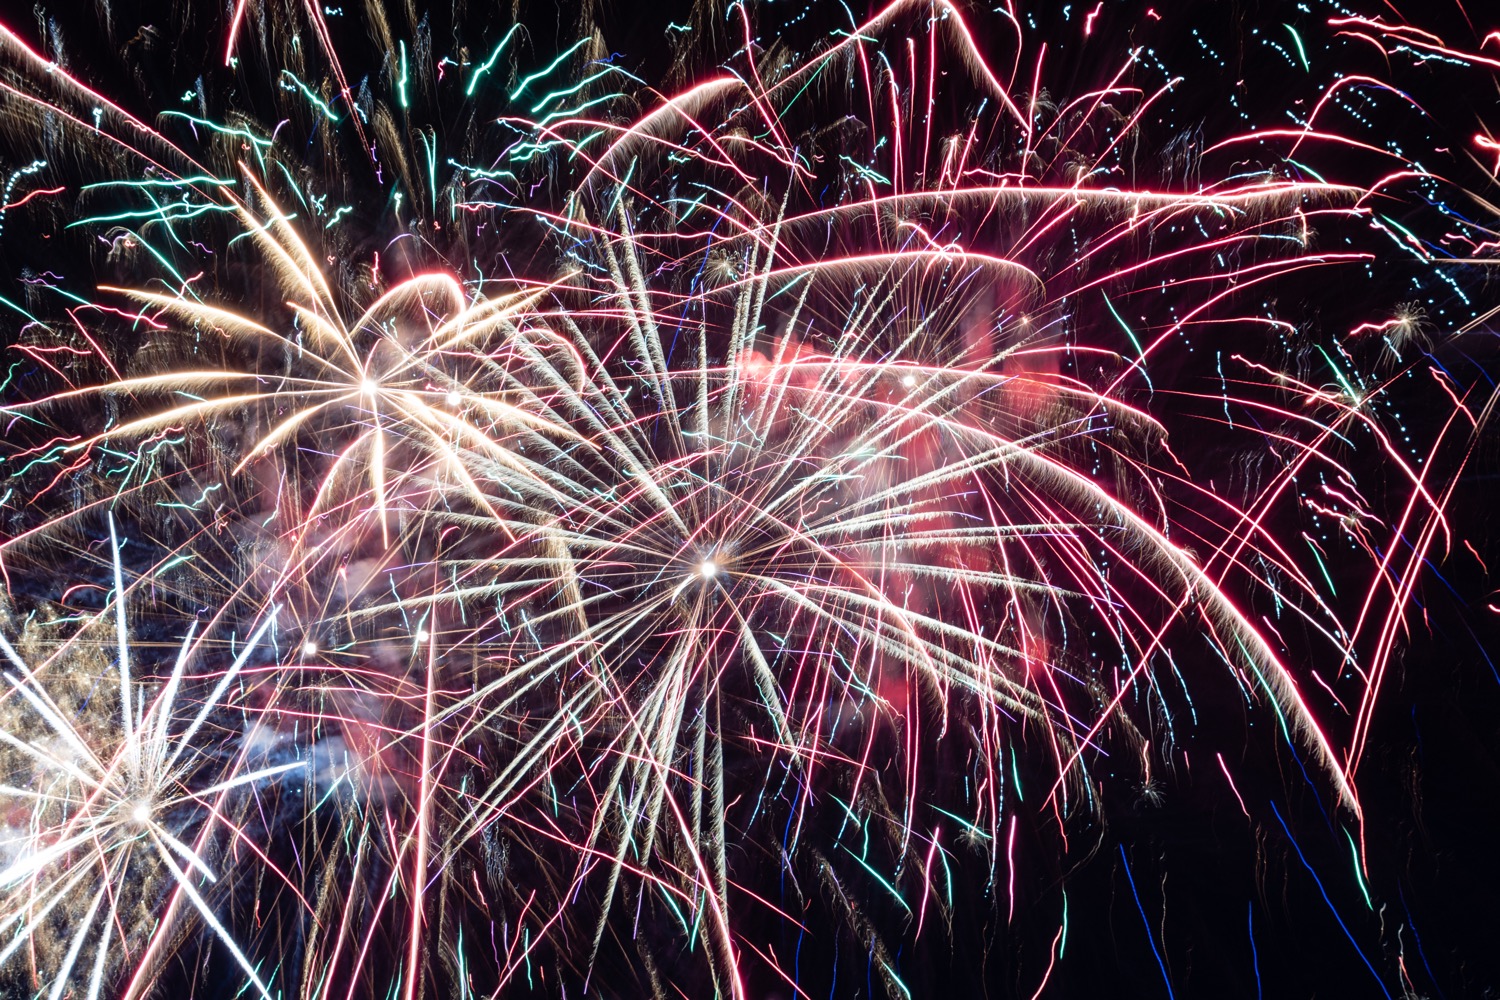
left=0, top=0, right=1489, bottom=996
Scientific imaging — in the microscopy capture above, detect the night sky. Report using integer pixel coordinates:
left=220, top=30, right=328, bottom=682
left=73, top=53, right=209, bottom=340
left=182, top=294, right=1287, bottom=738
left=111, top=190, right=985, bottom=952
left=0, top=0, right=1497, bottom=997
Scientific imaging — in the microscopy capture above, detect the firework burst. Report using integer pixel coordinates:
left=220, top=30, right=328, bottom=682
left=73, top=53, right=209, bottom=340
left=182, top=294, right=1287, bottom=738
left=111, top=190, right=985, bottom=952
left=0, top=517, right=292, bottom=999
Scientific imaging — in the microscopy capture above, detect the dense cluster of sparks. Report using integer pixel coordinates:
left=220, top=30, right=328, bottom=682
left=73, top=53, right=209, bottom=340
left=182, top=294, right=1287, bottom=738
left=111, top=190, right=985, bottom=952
left=0, top=0, right=1492, bottom=996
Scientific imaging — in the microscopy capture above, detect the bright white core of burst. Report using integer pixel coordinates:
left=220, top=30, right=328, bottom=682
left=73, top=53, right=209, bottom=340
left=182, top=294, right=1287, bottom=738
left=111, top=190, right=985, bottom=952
left=131, top=802, right=151, bottom=825
left=901, top=374, right=916, bottom=388
left=699, top=560, right=718, bottom=579
left=302, top=641, right=318, bottom=657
